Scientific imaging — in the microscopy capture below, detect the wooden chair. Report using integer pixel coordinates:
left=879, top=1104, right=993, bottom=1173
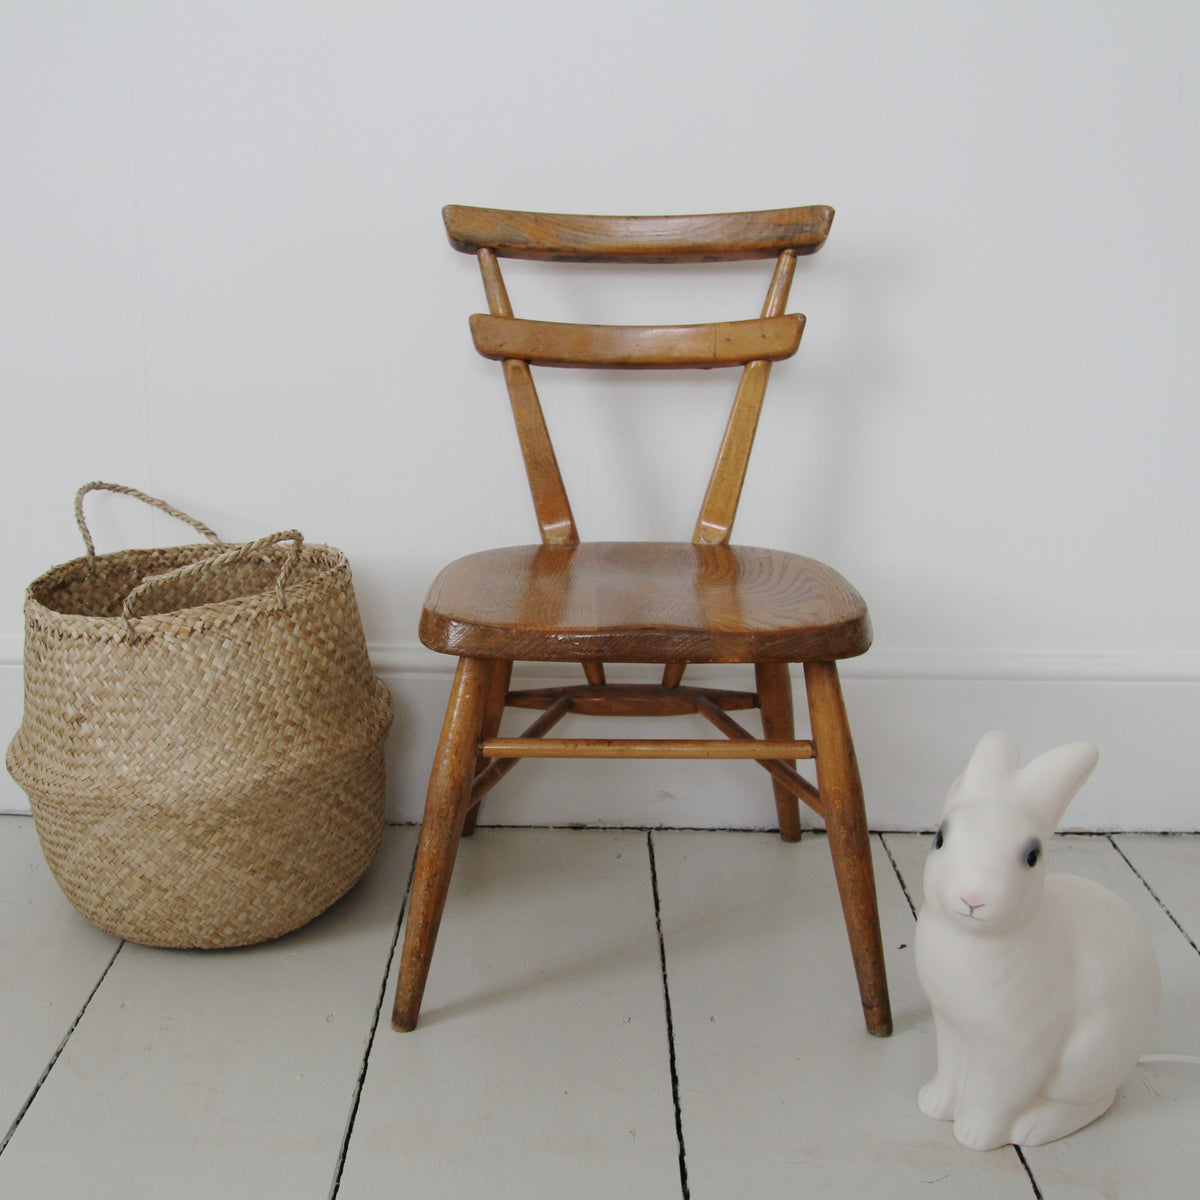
left=391, top=205, right=892, bottom=1037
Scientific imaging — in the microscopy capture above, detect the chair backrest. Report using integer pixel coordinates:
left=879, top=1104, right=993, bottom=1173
left=443, top=204, right=834, bottom=548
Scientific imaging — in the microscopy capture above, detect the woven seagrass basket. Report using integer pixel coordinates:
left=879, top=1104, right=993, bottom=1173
left=6, top=483, right=394, bottom=948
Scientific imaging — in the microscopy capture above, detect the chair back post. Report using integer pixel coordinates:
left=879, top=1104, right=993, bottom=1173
left=693, top=248, right=798, bottom=546
left=476, top=247, right=579, bottom=546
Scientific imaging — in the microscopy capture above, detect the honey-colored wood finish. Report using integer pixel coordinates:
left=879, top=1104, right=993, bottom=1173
left=460, top=658, right=511, bottom=837
left=444, top=204, right=835, bottom=262
left=506, top=682, right=759, bottom=716
left=419, top=543, right=871, bottom=664
left=392, top=656, right=493, bottom=1031
left=479, top=248, right=577, bottom=546
left=469, top=314, right=804, bottom=369
left=479, top=737, right=816, bottom=760
left=804, top=661, right=892, bottom=1036
left=755, top=662, right=803, bottom=841
left=393, top=205, right=890, bottom=1038
left=695, top=249, right=796, bottom=545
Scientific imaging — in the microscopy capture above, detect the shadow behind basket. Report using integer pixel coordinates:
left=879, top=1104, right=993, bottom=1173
left=7, top=538, right=394, bottom=949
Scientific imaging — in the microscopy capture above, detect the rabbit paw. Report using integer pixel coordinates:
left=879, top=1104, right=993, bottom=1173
left=1010, top=1097, right=1114, bottom=1147
left=918, top=1078, right=957, bottom=1122
left=952, top=1110, right=1011, bottom=1152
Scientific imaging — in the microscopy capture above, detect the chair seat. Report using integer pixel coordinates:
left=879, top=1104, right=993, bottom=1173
left=419, top=541, right=872, bottom=664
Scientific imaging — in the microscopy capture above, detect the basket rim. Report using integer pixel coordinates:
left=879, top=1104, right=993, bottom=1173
left=23, top=541, right=353, bottom=643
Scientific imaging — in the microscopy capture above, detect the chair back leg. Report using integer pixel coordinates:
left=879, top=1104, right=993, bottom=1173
left=755, top=662, right=803, bottom=842
left=461, top=660, right=513, bottom=837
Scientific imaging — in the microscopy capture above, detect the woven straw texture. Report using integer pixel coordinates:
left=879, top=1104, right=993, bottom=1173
left=7, top=486, right=394, bottom=949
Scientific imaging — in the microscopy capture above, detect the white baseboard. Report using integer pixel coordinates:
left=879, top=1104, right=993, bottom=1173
left=3, top=644, right=1197, bottom=831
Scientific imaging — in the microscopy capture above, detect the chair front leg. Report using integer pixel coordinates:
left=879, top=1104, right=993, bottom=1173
left=755, top=661, right=802, bottom=842
left=392, top=655, right=494, bottom=1031
left=803, top=660, right=892, bottom=1037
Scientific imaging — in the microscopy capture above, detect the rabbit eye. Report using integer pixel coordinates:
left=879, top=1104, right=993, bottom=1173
left=933, top=824, right=946, bottom=850
left=1024, top=839, right=1042, bottom=869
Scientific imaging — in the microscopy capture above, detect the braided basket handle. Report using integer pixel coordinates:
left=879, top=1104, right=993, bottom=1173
left=120, top=529, right=305, bottom=642
left=76, top=481, right=224, bottom=562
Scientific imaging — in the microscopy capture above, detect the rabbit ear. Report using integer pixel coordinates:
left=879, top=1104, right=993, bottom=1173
left=955, top=731, right=1022, bottom=802
left=1014, top=741, right=1100, bottom=836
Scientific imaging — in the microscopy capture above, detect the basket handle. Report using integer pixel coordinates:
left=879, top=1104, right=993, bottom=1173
left=120, top=529, right=305, bottom=642
left=75, top=481, right=225, bottom=565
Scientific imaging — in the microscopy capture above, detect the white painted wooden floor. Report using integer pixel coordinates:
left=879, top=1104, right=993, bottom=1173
left=1, top=815, right=1197, bottom=1199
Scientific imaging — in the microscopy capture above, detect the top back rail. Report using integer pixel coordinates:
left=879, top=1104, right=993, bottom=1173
left=444, top=205, right=834, bottom=547
left=443, top=204, right=834, bottom=262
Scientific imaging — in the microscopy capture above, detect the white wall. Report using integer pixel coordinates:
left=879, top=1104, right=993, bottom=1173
left=3, top=1, right=1198, bottom=829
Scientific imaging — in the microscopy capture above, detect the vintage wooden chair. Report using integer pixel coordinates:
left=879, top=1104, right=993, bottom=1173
left=391, top=205, right=892, bottom=1037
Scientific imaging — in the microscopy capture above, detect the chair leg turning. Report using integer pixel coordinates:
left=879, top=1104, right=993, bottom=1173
left=755, top=661, right=803, bottom=842
left=803, top=660, right=892, bottom=1037
left=392, top=656, right=494, bottom=1032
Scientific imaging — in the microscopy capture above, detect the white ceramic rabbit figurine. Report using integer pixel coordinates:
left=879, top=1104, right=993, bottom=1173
left=915, top=731, right=1161, bottom=1150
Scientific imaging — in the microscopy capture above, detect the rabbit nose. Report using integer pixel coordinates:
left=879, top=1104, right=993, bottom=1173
left=961, top=891, right=985, bottom=909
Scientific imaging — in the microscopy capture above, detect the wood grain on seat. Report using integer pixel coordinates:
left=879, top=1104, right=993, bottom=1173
left=420, top=543, right=871, bottom=664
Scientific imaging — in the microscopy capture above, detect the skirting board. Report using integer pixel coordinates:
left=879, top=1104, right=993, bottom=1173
left=3, top=647, right=1197, bottom=831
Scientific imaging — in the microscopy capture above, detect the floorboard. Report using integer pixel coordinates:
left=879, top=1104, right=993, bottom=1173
left=336, top=828, right=681, bottom=1200
left=0, top=817, right=1196, bottom=1197
left=1115, top=834, right=1200, bottom=950
left=653, top=830, right=1034, bottom=1198
left=0, top=819, right=120, bottom=1144
left=0, top=825, right=414, bottom=1200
